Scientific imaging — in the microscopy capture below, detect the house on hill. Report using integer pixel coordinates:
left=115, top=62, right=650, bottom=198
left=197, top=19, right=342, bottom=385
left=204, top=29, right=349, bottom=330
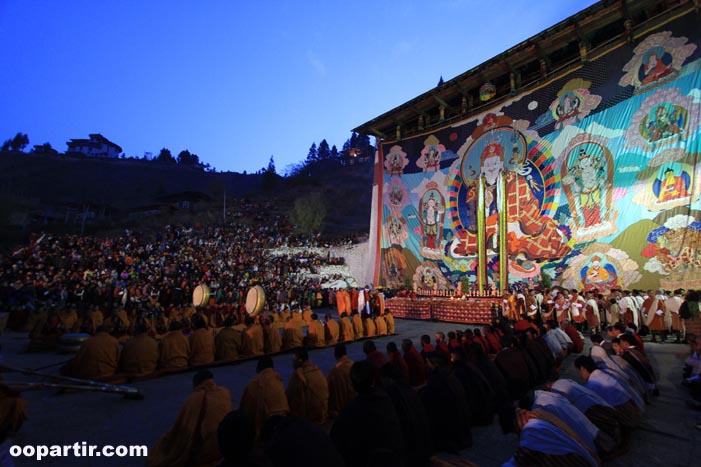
left=66, top=134, right=122, bottom=158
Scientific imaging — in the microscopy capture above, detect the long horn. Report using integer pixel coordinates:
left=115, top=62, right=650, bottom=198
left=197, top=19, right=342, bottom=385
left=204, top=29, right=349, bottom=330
left=0, top=365, right=142, bottom=399
left=4, top=381, right=143, bottom=400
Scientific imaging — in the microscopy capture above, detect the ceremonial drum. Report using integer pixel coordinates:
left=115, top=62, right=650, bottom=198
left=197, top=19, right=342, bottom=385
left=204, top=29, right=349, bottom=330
left=192, top=284, right=211, bottom=307
left=245, top=285, right=266, bottom=316
left=59, top=333, right=90, bottom=353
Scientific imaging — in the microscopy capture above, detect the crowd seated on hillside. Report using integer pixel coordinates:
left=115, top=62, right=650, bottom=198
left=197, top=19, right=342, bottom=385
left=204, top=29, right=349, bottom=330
left=132, top=311, right=664, bottom=467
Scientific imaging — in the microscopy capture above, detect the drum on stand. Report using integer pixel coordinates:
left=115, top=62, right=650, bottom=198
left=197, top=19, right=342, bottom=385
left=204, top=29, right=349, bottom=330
left=192, top=284, right=211, bottom=307
left=245, top=285, right=266, bottom=316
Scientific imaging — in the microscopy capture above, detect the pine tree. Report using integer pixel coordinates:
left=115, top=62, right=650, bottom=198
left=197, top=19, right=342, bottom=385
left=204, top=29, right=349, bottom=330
left=267, top=155, right=276, bottom=174
left=318, top=139, right=330, bottom=160
left=306, top=143, right=318, bottom=163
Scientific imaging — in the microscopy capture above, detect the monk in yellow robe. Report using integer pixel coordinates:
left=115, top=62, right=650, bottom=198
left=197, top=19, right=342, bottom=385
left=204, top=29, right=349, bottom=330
left=189, top=317, right=215, bottom=366
left=263, top=317, right=282, bottom=354
left=148, top=371, right=232, bottom=467
left=324, top=314, right=340, bottom=345
left=240, top=356, right=290, bottom=437
left=339, top=313, right=354, bottom=342
left=351, top=312, right=363, bottom=339
left=88, top=306, right=104, bottom=334
left=363, top=315, right=377, bottom=338
left=384, top=310, right=396, bottom=334
left=61, top=325, right=120, bottom=379
left=0, top=383, right=27, bottom=437
left=374, top=314, right=388, bottom=336
left=307, top=314, right=326, bottom=348
left=327, top=343, right=356, bottom=418
left=286, top=348, right=329, bottom=424
left=119, top=323, right=159, bottom=377
left=214, top=316, right=243, bottom=361
left=159, top=322, right=191, bottom=371
left=240, top=317, right=264, bottom=357
left=302, top=306, right=313, bottom=325
left=57, top=307, right=79, bottom=333
left=282, top=316, right=304, bottom=350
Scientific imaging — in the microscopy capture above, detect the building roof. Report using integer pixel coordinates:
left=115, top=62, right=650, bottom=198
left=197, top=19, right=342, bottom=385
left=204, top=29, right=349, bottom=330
left=66, top=133, right=123, bottom=154
left=352, top=0, right=683, bottom=142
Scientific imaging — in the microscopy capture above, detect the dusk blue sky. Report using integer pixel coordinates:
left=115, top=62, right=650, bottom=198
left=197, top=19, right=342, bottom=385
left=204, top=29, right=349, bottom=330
left=0, top=0, right=598, bottom=174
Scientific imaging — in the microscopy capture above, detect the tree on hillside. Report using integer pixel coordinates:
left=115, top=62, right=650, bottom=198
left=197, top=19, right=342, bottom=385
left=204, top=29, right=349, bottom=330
left=1, top=133, right=30, bottom=152
left=318, top=139, right=330, bottom=160
left=330, top=145, right=339, bottom=160
left=267, top=155, right=276, bottom=175
left=290, top=192, right=326, bottom=241
left=177, top=149, right=201, bottom=167
left=155, top=148, right=176, bottom=164
left=306, top=143, right=318, bottom=164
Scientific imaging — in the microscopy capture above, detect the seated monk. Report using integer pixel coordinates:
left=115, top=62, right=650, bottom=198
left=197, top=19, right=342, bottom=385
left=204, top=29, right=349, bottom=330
left=363, top=315, right=376, bottom=338
left=306, top=314, right=325, bottom=348
left=384, top=309, right=396, bottom=334
left=189, top=316, right=215, bottom=366
left=338, top=313, right=354, bottom=343
left=374, top=313, right=388, bottom=336
left=57, top=307, right=79, bottom=334
left=0, top=382, right=27, bottom=438
left=61, top=325, right=120, bottom=379
left=159, top=322, right=190, bottom=371
left=263, top=317, right=282, bottom=354
left=148, top=371, right=232, bottom=467
left=287, top=348, right=329, bottom=424
left=214, top=316, right=242, bottom=361
left=240, top=356, right=290, bottom=438
left=327, top=343, right=356, bottom=418
left=324, top=314, right=340, bottom=345
left=119, top=323, right=159, bottom=377
left=240, top=316, right=264, bottom=357
left=282, top=316, right=304, bottom=351
left=351, top=312, right=363, bottom=340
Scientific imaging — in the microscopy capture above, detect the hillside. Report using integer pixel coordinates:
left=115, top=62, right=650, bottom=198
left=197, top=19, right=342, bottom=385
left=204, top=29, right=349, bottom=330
left=0, top=151, right=374, bottom=250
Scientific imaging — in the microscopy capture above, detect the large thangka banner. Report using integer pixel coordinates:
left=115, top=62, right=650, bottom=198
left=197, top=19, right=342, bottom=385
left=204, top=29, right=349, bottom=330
left=378, top=13, right=701, bottom=293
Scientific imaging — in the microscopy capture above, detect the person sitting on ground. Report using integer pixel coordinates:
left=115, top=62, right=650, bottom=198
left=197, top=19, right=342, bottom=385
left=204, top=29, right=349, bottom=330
left=262, top=317, right=281, bottom=354
left=190, top=315, right=215, bottom=366
left=286, top=347, right=329, bottom=425
left=450, top=346, right=495, bottom=427
left=574, top=355, right=642, bottom=429
left=306, top=314, right=325, bottom=348
left=327, top=343, right=356, bottom=419
left=216, top=410, right=256, bottom=467
left=402, top=338, right=427, bottom=387
left=281, top=316, right=303, bottom=351
left=619, top=333, right=658, bottom=395
left=239, top=356, right=289, bottom=438
left=374, top=312, right=388, bottom=336
left=330, top=360, right=404, bottom=467
left=386, top=341, right=409, bottom=385
left=499, top=404, right=599, bottom=467
left=240, top=316, right=264, bottom=357
left=119, top=322, right=159, bottom=377
left=158, top=321, right=190, bottom=371
left=420, top=334, right=434, bottom=360
left=324, top=313, right=340, bottom=345
left=148, top=370, right=232, bottom=467
left=61, top=324, right=120, bottom=379
left=215, top=316, right=243, bottom=361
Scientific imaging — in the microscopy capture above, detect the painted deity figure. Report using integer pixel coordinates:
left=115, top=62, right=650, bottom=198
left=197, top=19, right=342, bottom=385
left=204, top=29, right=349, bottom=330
left=640, top=49, right=674, bottom=86
left=645, top=104, right=682, bottom=142
left=564, top=149, right=609, bottom=228
left=421, top=192, right=444, bottom=250
left=454, top=142, right=570, bottom=260
left=655, top=168, right=691, bottom=203
left=581, top=254, right=619, bottom=293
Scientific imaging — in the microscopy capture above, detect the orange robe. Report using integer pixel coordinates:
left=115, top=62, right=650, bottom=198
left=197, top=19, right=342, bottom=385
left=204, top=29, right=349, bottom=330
left=374, top=316, right=388, bottom=336
left=351, top=314, right=363, bottom=339
left=308, top=320, right=326, bottom=348
left=214, top=327, right=242, bottom=361
left=240, top=367, right=290, bottom=436
left=263, top=324, right=282, bottom=354
left=58, top=309, right=78, bottom=333
left=0, top=384, right=27, bottom=435
left=190, top=328, right=215, bottom=366
left=363, top=317, right=376, bottom=337
left=339, top=317, right=354, bottom=342
left=240, top=324, right=265, bottom=357
left=282, top=319, right=304, bottom=350
left=159, top=331, right=191, bottom=371
left=63, top=332, right=120, bottom=379
left=147, top=380, right=232, bottom=467
left=119, top=333, right=159, bottom=376
left=385, top=313, right=396, bottom=334
left=327, top=356, right=356, bottom=418
left=287, top=361, right=329, bottom=424
left=643, top=296, right=667, bottom=332
left=325, top=319, right=340, bottom=345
